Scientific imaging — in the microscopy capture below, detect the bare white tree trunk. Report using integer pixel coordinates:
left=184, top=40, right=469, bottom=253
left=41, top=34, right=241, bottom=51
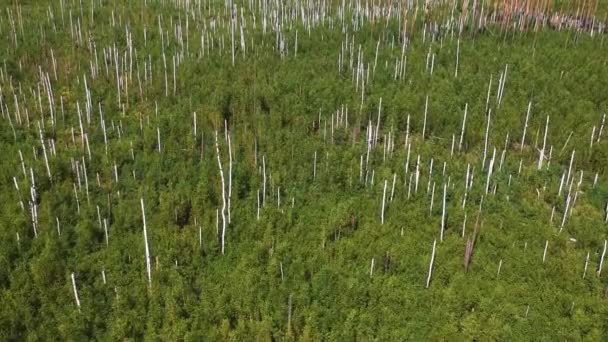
left=598, top=114, right=606, bottom=143
left=313, top=151, right=317, bottom=179
left=537, top=115, right=549, bottom=170
left=429, top=182, right=436, bottom=215
left=426, top=239, right=437, bottom=288
left=440, top=183, right=447, bottom=241
left=228, top=133, right=233, bottom=224
left=485, top=148, right=496, bottom=195
left=103, top=218, right=109, bottom=246
left=405, top=115, right=411, bottom=150
left=390, top=173, right=396, bottom=202
left=198, top=224, right=202, bottom=250
left=257, top=189, right=260, bottom=220
left=230, top=3, right=235, bottom=66
left=141, top=198, right=152, bottom=287
left=599, top=240, right=607, bottom=277
left=583, top=252, right=590, bottom=278
left=485, top=75, right=492, bottom=112
left=427, top=158, right=434, bottom=193
left=521, top=101, right=532, bottom=152
left=422, top=95, right=428, bottom=140
left=454, top=38, right=460, bottom=78
left=262, top=155, right=267, bottom=206
left=375, top=98, right=382, bottom=147
left=71, top=272, right=81, bottom=311
left=215, top=131, right=227, bottom=254
left=193, top=112, right=197, bottom=139
left=497, top=64, right=508, bottom=107
left=381, top=179, right=387, bottom=224
left=482, top=109, right=491, bottom=168
left=560, top=194, right=571, bottom=232
left=461, top=213, right=467, bottom=238
left=157, top=127, right=161, bottom=154
left=38, top=122, right=52, bottom=181
left=373, top=40, right=379, bottom=75
left=566, top=150, right=575, bottom=185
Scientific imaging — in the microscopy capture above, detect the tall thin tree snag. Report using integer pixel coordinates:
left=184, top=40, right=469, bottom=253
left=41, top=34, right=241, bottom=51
left=227, top=133, right=233, bottom=224
left=141, top=198, right=152, bottom=287
left=485, top=148, right=496, bottom=195
left=566, top=150, right=576, bottom=185
left=431, top=184, right=439, bottom=217
left=390, top=173, right=397, bottom=202
left=454, top=38, right=460, bottom=78
left=373, top=40, right=380, bottom=75
left=440, top=183, right=447, bottom=241
left=537, top=115, right=549, bottom=170
left=464, top=236, right=475, bottom=272
left=497, top=259, right=503, bottom=277
left=375, top=98, right=382, bottom=147
left=230, top=1, right=235, bottom=66
left=426, top=239, right=437, bottom=288
left=193, top=111, right=197, bottom=139
left=599, top=240, right=607, bottom=277
left=427, top=158, right=434, bottom=194
left=313, top=151, right=317, bottom=180
left=256, top=189, right=260, bottom=221
left=521, top=101, right=532, bottom=152
left=583, top=252, right=590, bottom=279
left=38, top=121, right=52, bottom=181
left=215, top=131, right=227, bottom=255
left=262, top=155, right=267, bottom=206
left=459, top=103, right=468, bottom=152
left=157, top=127, right=161, bottom=154
left=422, top=95, right=429, bottom=140
left=497, top=64, right=508, bottom=107
left=485, top=75, right=493, bottom=112
left=482, top=109, right=491, bottom=168
left=369, top=258, right=375, bottom=277
left=381, top=179, right=388, bottom=224
left=71, top=272, right=81, bottom=312
left=560, top=194, right=571, bottom=232
left=103, top=218, right=109, bottom=246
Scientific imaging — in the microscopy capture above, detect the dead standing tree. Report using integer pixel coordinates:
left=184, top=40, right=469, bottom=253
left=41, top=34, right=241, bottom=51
left=464, top=215, right=480, bottom=272
left=215, top=130, right=228, bottom=255
left=141, top=198, right=152, bottom=287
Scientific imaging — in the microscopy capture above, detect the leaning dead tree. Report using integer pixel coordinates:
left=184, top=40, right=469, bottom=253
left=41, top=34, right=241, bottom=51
left=71, top=272, right=81, bottom=312
left=141, top=198, right=152, bottom=287
left=599, top=240, right=607, bottom=277
left=426, top=239, right=437, bottom=288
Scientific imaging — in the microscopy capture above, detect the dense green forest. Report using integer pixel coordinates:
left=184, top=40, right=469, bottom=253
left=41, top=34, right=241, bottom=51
left=1, top=0, right=608, bottom=340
